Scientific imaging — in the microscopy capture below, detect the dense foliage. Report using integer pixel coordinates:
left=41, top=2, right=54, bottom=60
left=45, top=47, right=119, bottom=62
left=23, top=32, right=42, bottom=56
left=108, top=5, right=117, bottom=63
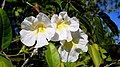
left=0, top=0, right=120, bottom=67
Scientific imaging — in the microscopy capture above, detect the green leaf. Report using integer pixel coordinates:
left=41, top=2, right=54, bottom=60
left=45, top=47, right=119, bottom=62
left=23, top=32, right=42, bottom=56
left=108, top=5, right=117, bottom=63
left=106, top=56, right=112, bottom=61
left=88, top=44, right=103, bottom=67
left=0, top=55, right=13, bottom=67
left=76, top=56, right=90, bottom=66
left=45, top=43, right=60, bottom=67
left=99, top=47, right=107, bottom=59
left=64, top=62, right=76, bottom=67
left=81, top=0, right=87, bottom=4
left=79, top=16, right=93, bottom=34
left=15, top=11, right=19, bottom=16
left=61, top=2, right=67, bottom=10
left=47, top=2, right=61, bottom=13
left=98, top=12, right=119, bottom=36
left=93, top=17, right=104, bottom=44
left=71, top=1, right=84, bottom=12
left=6, top=0, right=17, bottom=2
left=0, top=8, right=12, bottom=50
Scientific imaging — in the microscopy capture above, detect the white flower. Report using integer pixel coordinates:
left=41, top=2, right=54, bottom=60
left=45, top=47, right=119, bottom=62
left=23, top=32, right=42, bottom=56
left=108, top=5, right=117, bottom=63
left=58, top=29, right=88, bottom=62
left=51, top=12, right=79, bottom=42
left=20, top=13, right=55, bottom=48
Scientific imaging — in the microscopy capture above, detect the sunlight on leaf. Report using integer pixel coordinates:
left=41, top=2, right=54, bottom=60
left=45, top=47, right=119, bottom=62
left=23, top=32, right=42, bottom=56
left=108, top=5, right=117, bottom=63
left=45, top=43, right=60, bottom=67
left=88, top=44, right=103, bottom=67
left=0, top=55, right=13, bottom=67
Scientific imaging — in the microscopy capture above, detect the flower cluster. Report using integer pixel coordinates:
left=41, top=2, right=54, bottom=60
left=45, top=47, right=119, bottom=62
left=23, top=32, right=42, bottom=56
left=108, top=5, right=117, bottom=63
left=20, top=12, right=88, bottom=62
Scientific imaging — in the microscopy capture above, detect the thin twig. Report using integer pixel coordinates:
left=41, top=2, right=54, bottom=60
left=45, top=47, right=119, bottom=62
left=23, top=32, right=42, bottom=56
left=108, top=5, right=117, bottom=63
left=2, top=0, right=6, bottom=9
left=12, top=38, right=20, bottom=43
left=26, top=2, right=33, bottom=7
left=104, top=62, right=116, bottom=67
left=5, top=54, right=24, bottom=57
left=2, top=52, right=10, bottom=60
left=21, top=48, right=38, bottom=67
left=104, top=59, right=120, bottom=67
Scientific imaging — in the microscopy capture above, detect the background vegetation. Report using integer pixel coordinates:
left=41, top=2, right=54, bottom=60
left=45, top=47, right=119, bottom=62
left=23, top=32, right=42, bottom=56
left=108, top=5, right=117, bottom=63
left=0, top=0, right=120, bottom=67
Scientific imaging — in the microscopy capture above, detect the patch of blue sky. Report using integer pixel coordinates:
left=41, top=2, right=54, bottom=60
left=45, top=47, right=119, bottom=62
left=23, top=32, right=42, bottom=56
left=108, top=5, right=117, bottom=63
left=106, top=12, right=120, bottom=30
left=97, top=0, right=120, bottom=44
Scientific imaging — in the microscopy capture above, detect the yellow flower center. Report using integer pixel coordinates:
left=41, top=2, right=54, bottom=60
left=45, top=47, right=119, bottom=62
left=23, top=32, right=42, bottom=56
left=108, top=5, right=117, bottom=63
left=35, top=22, right=46, bottom=34
left=72, top=41, right=76, bottom=47
left=57, top=21, right=68, bottom=31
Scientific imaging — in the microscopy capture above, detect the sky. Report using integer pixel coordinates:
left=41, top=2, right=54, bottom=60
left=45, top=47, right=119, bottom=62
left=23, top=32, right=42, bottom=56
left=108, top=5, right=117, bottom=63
left=97, top=0, right=120, bottom=30
left=97, top=0, right=120, bottom=44
left=106, top=12, right=120, bottom=44
left=106, top=12, right=120, bottom=30
left=105, top=12, right=120, bottom=44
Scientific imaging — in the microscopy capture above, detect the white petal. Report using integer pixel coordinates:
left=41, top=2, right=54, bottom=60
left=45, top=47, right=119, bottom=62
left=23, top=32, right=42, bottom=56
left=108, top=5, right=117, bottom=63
left=58, top=46, right=79, bottom=62
left=76, top=43, right=88, bottom=52
left=81, top=45, right=88, bottom=52
left=78, top=38, right=88, bottom=45
left=78, top=31, right=88, bottom=46
left=72, top=29, right=88, bottom=45
left=66, top=30, right=72, bottom=42
left=50, top=32, right=59, bottom=41
left=51, top=14, right=59, bottom=23
left=35, top=13, right=51, bottom=25
left=35, top=32, right=48, bottom=48
left=75, top=29, right=88, bottom=52
left=68, top=47, right=80, bottom=62
left=68, top=17, right=79, bottom=31
left=57, top=28, right=67, bottom=41
left=76, top=39, right=88, bottom=52
left=58, top=46, right=69, bottom=62
left=21, top=16, right=35, bottom=30
left=80, top=32, right=88, bottom=40
left=45, top=28, right=55, bottom=41
left=59, top=12, right=67, bottom=17
left=20, top=30, right=36, bottom=46
left=51, top=23, right=57, bottom=30
left=59, top=12, right=70, bottom=21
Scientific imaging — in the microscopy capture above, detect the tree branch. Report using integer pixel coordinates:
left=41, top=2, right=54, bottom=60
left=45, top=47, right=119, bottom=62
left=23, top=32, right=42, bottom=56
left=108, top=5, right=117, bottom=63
left=21, top=48, right=38, bottom=67
left=2, top=0, right=6, bottom=9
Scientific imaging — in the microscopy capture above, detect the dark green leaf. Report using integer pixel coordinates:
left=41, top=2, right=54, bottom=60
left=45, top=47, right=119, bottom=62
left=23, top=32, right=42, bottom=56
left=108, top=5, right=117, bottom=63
left=61, top=2, right=67, bottom=10
left=98, top=12, right=119, bottom=36
left=93, top=17, right=104, bottom=44
left=6, top=0, right=17, bottom=2
left=0, top=55, right=13, bottom=67
left=45, top=43, right=60, bottom=67
left=71, top=1, right=84, bottom=12
left=0, top=8, right=12, bottom=50
left=76, top=56, right=90, bottom=66
left=79, top=16, right=93, bottom=34
left=47, top=2, right=61, bottom=13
